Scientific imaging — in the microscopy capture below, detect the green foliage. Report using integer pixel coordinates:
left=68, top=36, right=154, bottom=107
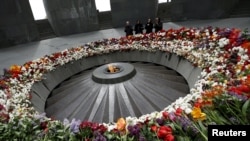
left=0, top=117, right=42, bottom=141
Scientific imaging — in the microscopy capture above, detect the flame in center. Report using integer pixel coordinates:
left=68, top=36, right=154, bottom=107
left=108, top=64, right=119, bottom=73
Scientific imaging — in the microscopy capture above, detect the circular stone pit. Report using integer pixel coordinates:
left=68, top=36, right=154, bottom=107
left=92, top=62, right=136, bottom=84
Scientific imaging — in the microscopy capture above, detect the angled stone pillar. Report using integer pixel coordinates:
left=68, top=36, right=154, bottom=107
left=110, top=0, right=158, bottom=28
left=174, top=0, right=239, bottom=20
left=170, top=0, right=186, bottom=21
left=0, top=0, right=39, bottom=48
left=43, top=0, right=99, bottom=36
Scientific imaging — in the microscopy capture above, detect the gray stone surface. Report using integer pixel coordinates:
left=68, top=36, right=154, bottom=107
left=43, top=0, right=99, bottom=36
left=45, top=62, right=190, bottom=122
left=110, top=0, right=158, bottom=27
left=187, top=67, right=202, bottom=89
left=176, top=57, right=194, bottom=80
left=171, top=0, right=239, bottom=21
left=0, top=0, right=39, bottom=48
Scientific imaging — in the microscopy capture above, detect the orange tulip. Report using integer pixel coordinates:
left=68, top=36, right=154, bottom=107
left=116, top=117, right=126, bottom=131
left=10, top=64, right=21, bottom=74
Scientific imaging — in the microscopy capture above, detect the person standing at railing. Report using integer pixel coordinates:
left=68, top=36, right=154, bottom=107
left=154, top=17, right=163, bottom=33
left=134, top=20, right=144, bottom=34
left=145, top=18, right=153, bottom=34
left=124, top=21, right=133, bottom=37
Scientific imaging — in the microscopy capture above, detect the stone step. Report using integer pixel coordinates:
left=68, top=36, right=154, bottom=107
left=36, top=19, right=56, bottom=40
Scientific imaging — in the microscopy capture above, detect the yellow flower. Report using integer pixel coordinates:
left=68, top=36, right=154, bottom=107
left=116, top=117, right=126, bottom=131
left=191, top=107, right=206, bottom=121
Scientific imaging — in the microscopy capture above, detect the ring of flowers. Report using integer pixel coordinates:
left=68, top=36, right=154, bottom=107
left=0, top=27, right=250, bottom=139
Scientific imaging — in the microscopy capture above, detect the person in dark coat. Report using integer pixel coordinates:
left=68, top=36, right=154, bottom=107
left=124, top=21, right=133, bottom=37
left=145, top=18, right=153, bottom=34
left=154, top=17, right=163, bottom=33
left=134, top=20, right=144, bottom=34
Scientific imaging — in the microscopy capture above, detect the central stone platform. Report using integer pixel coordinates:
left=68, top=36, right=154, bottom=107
left=92, top=62, right=136, bottom=84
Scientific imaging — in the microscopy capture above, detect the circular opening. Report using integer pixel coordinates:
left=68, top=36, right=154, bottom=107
left=104, top=64, right=123, bottom=74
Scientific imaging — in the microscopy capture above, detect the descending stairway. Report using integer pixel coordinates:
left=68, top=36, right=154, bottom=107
left=98, top=11, right=113, bottom=30
left=45, top=62, right=189, bottom=123
left=230, top=0, right=250, bottom=18
left=36, top=19, right=56, bottom=40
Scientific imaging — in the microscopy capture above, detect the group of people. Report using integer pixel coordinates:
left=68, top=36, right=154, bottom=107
left=124, top=17, right=163, bottom=37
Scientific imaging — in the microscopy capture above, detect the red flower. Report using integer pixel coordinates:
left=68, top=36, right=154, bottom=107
left=194, top=102, right=201, bottom=108
left=162, top=111, right=169, bottom=119
left=229, top=28, right=241, bottom=45
left=238, top=84, right=250, bottom=93
left=97, top=124, right=107, bottom=134
left=0, top=113, right=10, bottom=123
left=151, top=124, right=158, bottom=132
left=40, top=121, right=48, bottom=130
left=164, top=134, right=175, bottom=141
left=241, top=41, right=250, bottom=55
left=194, top=98, right=203, bottom=108
left=175, top=108, right=183, bottom=116
left=80, top=121, right=92, bottom=129
left=0, top=104, right=5, bottom=111
left=157, top=126, right=173, bottom=139
left=144, top=117, right=150, bottom=124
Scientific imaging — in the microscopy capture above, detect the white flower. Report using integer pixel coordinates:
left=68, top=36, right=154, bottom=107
left=103, top=123, right=116, bottom=131
left=184, top=108, right=192, bottom=114
left=126, top=116, right=138, bottom=126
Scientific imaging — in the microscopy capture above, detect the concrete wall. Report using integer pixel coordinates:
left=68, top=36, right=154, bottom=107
left=171, top=0, right=239, bottom=21
left=43, top=0, right=99, bottom=36
left=157, top=2, right=172, bottom=22
left=110, top=0, right=158, bottom=28
left=0, top=0, right=39, bottom=48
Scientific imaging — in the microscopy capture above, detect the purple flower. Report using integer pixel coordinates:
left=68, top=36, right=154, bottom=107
left=156, top=118, right=164, bottom=126
left=93, top=132, right=107, bottom=141
left=127, top=124, right=140, bottom=136
left=70, top=118, right=81, bottom=133
left=34, top=113, right=47, bottom=122
left=168, top=112, right=176, bottom=121
left=178, top=116, right=199, bottom=135
left=63, top=119, right=70, bottom=126
left=228, top=91, right=248, bottom=102
left=139, top=135, right=146, bottom=141
left=218, top=28, right=232, bottom=38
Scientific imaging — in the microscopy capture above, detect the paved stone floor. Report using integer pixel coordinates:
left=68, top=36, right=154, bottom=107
left=0, top=17, right=250, bottom=75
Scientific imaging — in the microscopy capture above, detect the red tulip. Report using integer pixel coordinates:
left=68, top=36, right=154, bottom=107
left=151, top=124, right=158, bottom=132
left=162, top=111, right=169, bottom=119
left=175, top=108, right=183, bottom=116
left=239, top=85, right=250, bottom=93
left=164, top=134, right=175, bottom=141
left=157, top=126, right=173, bottom=139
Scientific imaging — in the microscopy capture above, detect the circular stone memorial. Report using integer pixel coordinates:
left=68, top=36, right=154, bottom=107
left=45, top=62, right=190, bottom=123
left=92, top=62, right=136, bottom=84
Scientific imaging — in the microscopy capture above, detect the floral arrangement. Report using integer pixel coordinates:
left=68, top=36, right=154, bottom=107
left=0, top=27, right=250, bottom=141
